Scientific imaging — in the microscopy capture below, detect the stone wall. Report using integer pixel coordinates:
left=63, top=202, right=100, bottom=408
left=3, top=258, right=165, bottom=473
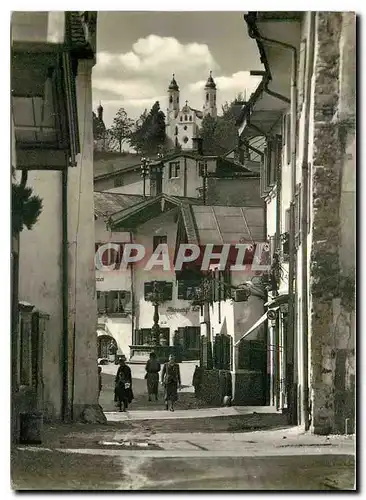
left=309, top=12, right=355, bottom=434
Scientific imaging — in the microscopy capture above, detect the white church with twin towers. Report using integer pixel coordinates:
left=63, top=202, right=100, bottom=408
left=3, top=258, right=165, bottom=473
left=165, top=72, right=217, bottom=150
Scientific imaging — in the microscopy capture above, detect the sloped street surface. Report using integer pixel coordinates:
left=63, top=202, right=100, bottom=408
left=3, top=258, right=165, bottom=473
left=11, top=417, right=355, bottom=490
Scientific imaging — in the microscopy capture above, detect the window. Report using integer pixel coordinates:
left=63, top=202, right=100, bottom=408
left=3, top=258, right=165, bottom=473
left=198, top=161, right=207, bottom=176
left=294, top=185, right=301, bottom=248
left=114, top=176, right=124, bottom=188
left=184, top=115, right=188, bottom=121
left=144, top=281, right=173, bottom=301
left=189, top=116, right=192, bottom=121
left=177, top=280, right=201, bottom=300
left=168, top=161, right=180, bottom=178
left=180, top=116, right=183, bottom=122
left=97, top=290, right=131, bottom=314
left=177, top=96, right=179, bottom=104
left=262, top=135, right=282, bottom=195
left=175, top=126, right=178, bottom=135
left=153, top=235, right=167, bottom=251
left=282, top=209, right=291, bottom=262
left=206, top=93, right=209, bottom=101
left=169, top=95, right=173, bottom=103
left=95, top=243, right=123, bottom=267
left=184, top=125, right=187, bottom=130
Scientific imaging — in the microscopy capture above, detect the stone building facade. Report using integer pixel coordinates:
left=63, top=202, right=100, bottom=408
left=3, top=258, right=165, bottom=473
left=237, top=11, right=355, bottom=434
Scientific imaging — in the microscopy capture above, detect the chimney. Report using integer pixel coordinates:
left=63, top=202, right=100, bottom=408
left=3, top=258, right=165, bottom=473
left=192, top=137, right=203, bottom=155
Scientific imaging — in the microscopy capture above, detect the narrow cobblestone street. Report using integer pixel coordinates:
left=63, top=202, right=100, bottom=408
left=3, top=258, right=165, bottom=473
left=11, top=361, right=356, bottom=490
left=12, top=422, right=355, bottom=490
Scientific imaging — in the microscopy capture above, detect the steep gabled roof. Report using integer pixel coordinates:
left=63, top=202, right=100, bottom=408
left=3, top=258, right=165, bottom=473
left=108, top=193, right=203, bottom=230
left=94, top=151, right=144, bottom=180
left=94, top=192, right=145, bottom=218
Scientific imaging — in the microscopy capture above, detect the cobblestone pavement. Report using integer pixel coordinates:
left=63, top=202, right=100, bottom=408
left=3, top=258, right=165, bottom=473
left=11, top=420, right=356, bottom=491
left=11, top=361, right=356, bottom=491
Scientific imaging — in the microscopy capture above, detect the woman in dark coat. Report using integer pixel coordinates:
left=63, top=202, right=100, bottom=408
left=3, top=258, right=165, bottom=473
left=161, top=354, right=181, bottom=411
left=114, top=356, right=134, bottom=412
left=145, top=352, right=161, bottom=401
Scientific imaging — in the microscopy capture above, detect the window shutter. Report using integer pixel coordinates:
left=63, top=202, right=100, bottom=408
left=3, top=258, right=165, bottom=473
left=286, top=114, right=291, bottom=165
left=298, top=39, right=307, bottom=111
left=144, top=282, right=153, bottom=300
left=164, top=282, right=173, bottom=301
left=177, top=280, right=185, bottom=300
left=266, top=140, right=273, bottom=188
left=294, top=185, right=301, bottom=248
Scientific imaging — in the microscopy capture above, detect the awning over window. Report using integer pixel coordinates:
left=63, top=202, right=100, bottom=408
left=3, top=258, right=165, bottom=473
left=234, top=313, right=268, bottom=346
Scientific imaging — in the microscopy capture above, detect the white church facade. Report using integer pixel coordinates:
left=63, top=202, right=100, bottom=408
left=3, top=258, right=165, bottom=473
left=166, top=72, right=217, bottom=151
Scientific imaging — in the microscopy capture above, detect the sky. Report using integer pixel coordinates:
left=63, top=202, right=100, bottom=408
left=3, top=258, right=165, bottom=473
left=92, top=12, right=264, bottom=128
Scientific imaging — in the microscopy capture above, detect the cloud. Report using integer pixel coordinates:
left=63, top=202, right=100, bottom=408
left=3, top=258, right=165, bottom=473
left=189, top=71, right=261, bottom=99
left=96, top=35, right=218, bottom=77
left=92, top=35, right=261, bottom=127
left=93, top=78, right=159, bottom=100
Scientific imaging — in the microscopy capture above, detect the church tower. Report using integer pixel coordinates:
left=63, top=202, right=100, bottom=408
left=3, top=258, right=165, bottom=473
left=203, top=71, right=217, bottom=118
left=167, top=74, right=180, bottom=120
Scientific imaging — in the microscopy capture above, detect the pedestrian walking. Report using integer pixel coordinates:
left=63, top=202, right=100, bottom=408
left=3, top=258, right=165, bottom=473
left=161, top=354, right=181, bottom=412
left=98, top=366, right=102, bottom=399
left=114, top=355, right=134, bottom=412
left=145, top=352, right=161, bottom=401
left=192, top=365, right=202, bottom=398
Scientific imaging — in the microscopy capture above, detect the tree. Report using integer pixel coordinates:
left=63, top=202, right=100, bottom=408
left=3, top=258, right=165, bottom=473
left=12, top=169, right=43, bottom=235
left=200, top=94, right=242, bottom=154
left=109, top=108, right=134, bottom=153
left=129, top=101, right=167, bottom=155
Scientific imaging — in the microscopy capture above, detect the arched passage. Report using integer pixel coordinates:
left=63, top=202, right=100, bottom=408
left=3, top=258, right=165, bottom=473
left=97, top=331, right=117, bottom=359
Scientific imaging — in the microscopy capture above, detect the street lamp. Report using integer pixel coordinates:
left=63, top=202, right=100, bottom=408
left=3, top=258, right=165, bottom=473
left=140, top=157, right=151, bottom=198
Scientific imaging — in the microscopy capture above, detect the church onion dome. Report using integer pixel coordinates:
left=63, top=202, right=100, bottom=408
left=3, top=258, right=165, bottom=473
left=182, top=100, right=190, bottom=113
left=168, top=74, right=179, bottom=91
left=205, top=71, right=216, bottom=89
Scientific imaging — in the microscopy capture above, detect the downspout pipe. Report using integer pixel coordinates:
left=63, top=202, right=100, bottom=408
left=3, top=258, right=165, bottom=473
left=62, top=168, right=69, bottom=422
left=244, top=11, right=298, bottom=423
left=250, top=70, right=290, bottom=105
left=301, top=12, right=316, bottom=431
